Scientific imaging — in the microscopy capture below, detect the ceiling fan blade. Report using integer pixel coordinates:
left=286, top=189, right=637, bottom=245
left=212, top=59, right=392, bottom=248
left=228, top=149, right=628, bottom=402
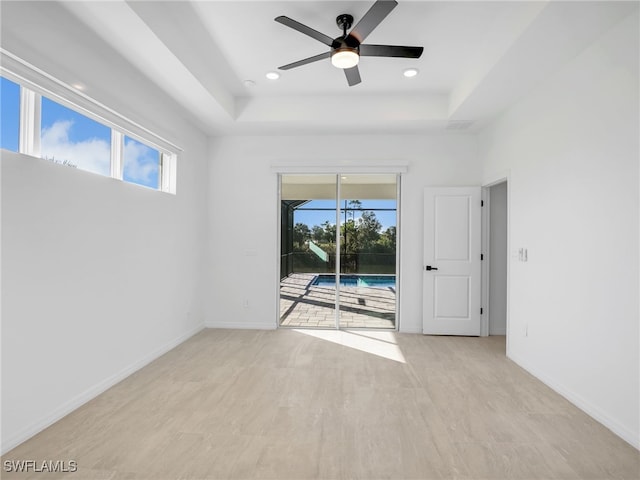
left=279, top=52, right=331, bottom=70
left=359, top=44, right=423, bottom=58
left=349, top=0, right=397, bottom=44
left=275, top=16, right=334, bottom=46
left=344, top=65, right=361, bottom=86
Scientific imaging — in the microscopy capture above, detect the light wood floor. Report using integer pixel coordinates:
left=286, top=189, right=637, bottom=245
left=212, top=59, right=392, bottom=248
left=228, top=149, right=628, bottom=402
left=3, top=329, right=639, bottom=479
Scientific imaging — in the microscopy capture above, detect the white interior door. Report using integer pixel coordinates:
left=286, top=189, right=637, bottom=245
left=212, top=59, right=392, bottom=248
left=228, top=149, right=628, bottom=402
left=423, top=187, right=481, bottom=335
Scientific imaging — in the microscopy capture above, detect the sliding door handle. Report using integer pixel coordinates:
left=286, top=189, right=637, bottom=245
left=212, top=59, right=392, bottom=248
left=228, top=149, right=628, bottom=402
left=426, top=265, right=438, bottom=271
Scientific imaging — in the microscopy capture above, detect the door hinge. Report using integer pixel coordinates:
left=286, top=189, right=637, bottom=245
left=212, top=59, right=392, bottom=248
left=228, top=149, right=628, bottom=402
left=481, top=200, right=484, bottom=207
left=480, top=307, right=484, bottom=315
left=481, top=254, right=484, bottom=261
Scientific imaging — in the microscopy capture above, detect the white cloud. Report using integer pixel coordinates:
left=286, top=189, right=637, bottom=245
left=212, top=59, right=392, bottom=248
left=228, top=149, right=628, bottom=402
left=40, top=120, right=160, bottom=188
left=40, top=120, right=111, bottom=176
left=123, top=139, right=158, bottom=187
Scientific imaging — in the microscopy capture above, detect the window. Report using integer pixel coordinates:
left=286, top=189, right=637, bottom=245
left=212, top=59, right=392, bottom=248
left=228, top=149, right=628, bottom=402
left=123, top=136, right=160, bottom=190
left=0, top=76, right=20, bottom=152
left=40, top=96, right=111, bottom=176
left=1, top=63, right=178, bottom=193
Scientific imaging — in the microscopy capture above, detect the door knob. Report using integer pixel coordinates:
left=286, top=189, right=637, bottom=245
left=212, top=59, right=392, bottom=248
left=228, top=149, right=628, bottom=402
left=426, top=265, right=438, bottom=271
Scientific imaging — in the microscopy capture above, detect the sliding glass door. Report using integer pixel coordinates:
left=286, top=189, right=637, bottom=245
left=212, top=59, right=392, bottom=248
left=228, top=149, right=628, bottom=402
left=279, top=174, right=398, bottom=329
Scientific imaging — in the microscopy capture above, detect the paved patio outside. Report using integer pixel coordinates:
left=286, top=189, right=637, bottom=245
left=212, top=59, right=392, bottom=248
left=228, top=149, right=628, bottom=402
left=279, top=273, right=396, bottom=328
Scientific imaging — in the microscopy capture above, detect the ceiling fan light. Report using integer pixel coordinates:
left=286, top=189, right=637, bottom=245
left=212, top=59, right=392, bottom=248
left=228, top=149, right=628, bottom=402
left=331, top=49, right=359, bottom=69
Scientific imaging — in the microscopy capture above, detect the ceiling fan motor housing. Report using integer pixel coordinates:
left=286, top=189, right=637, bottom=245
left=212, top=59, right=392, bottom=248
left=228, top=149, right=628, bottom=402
left=331, top=38, right=359, bottom=54
left=331, top=15, right=361, bottom=68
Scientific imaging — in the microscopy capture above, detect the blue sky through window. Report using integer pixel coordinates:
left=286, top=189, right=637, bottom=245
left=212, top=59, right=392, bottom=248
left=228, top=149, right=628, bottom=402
left=41, top=96, right=111, bottom=175
left=1, top=77, right=20, bottom=152
left=123, top=136, right=160, bottom=189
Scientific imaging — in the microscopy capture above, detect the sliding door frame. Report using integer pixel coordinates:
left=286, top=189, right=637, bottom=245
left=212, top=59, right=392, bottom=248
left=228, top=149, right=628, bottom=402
left=334, top=175, right=342, bottom=329
left=276, top=171, right=403, bottom=331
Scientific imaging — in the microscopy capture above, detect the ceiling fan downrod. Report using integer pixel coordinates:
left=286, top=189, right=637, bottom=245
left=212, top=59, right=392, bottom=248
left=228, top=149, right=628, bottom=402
left=336, top=14, right=354, bottom=37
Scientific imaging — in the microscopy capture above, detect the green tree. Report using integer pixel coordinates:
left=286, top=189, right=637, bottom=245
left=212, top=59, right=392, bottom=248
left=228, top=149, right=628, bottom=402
left=321, top=221, right=336, bottom=244
left=357, top=211, right=382, bottom=250
left=377, top=226, right=396, bottom=252
left=345, top=200, right=362, bottom=222
left=311, top=225, right=325, bottom=243
left=293, top=223, right=310, bottom=250
left=341, top=219, right=359, bottom=253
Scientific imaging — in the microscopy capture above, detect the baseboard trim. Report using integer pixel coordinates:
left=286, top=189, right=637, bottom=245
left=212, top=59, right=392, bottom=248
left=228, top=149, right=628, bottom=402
left=1, top=323, right=205, bottom=455
left=204, top=321, right=276, bottom=330
left=508, top=351, right=639, bottom=450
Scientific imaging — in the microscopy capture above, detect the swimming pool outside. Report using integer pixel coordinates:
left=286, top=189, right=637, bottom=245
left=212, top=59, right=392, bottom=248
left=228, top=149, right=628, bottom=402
left=311, top=274, right=395, bottom=288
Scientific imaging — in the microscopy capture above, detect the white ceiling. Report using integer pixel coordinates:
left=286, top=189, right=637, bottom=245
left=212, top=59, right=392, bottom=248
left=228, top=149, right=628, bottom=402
left=1, top=1, right=637, bottom=136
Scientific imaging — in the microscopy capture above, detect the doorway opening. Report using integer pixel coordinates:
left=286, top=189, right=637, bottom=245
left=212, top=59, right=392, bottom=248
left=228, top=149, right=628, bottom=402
left=488, top=181, right=507, bottom=335
left=279, top=174, right=399, bottom=329
left=481, top=179, right=508, bottom=341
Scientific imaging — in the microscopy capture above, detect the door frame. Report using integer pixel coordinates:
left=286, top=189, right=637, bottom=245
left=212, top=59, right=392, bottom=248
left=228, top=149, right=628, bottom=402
left=481, top=171, right=511, bottom=350
left=276, top=171, right=403, bottom=331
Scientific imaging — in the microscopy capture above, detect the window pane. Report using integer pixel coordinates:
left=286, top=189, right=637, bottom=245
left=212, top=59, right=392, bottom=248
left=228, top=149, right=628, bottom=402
left=123, top=136, right=160, bottom=189
left=0, top=77, right=20, bottom=152
left=40, top=97, right=111, bottom=175
left=280, top=174, right=337, bottom=328
left=339, top=175, right=397, bottom=329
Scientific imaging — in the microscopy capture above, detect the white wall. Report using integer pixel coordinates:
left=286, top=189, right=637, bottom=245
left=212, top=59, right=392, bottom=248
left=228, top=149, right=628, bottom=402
left=489, top=181, right=507, bottom=335
left=205, top=134, right=481, bottom=333
left=1, top=123, right=208, bottom=452
left=479, top=12, right=639, bottom=447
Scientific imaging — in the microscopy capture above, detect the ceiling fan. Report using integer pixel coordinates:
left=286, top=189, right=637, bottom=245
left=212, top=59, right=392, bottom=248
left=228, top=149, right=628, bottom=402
left=275, top=0, right=423, bottom=86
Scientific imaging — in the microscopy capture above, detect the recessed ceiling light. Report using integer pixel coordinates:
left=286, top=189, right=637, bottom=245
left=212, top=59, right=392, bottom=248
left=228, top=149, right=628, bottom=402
left=71, top=83, right=85, bottom=90
left=243, top=79, right=256, bottom=87
left=403, top=68, right=419, bottom=78
left=266, top=71, right=280, bottom=80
